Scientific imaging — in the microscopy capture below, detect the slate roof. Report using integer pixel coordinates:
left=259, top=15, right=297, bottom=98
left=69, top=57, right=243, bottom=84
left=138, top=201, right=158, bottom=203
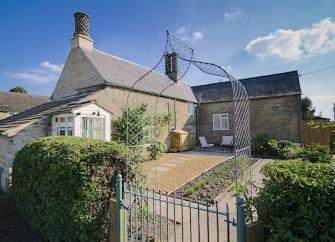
left=0, top=95, right=93, bottom=136
left=0, top=92, right=49, bottom=112
left=191, top=71, right=301, bottom=103
left=81, top=48, right=197, bottom=103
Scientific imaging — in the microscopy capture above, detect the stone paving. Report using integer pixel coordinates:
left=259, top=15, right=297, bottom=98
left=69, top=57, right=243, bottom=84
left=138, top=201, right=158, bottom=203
left=142, top=151, right=233, bottom=192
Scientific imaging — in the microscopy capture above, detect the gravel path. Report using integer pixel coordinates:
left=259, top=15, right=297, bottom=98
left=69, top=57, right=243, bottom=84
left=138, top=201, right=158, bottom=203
left=142, top=152, right=233, bottom=192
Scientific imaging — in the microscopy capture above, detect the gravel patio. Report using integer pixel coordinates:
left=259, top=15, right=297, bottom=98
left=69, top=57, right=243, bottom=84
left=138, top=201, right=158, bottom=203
left=141, top=150, right=233, bottom=192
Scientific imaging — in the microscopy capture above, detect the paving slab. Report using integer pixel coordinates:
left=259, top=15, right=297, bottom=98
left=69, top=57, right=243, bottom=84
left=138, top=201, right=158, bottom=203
left=142, top=153, right=232, bottom=192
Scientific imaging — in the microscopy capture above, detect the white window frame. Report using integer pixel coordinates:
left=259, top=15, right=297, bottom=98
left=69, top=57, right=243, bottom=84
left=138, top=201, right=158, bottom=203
left=53, top=114, right=74, bottom=136
left=81, top=116, right=105, bottom=140
left=187, top=102, right=195, bottom=116
left=212, top=113, right=229, bottom=131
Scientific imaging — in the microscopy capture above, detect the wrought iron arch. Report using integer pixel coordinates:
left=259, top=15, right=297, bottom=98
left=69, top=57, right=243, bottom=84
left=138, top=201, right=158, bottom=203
left=124, top=31, right=251, bottom=191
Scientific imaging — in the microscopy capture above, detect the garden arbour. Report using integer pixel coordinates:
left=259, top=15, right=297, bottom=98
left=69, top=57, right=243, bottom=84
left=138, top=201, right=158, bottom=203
left=117, top=31, right=252, bottom=242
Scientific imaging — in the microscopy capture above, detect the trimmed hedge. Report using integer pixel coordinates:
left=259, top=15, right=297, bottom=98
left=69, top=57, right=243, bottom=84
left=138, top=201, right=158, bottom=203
left=12, top=137, right=132, bottom=242
left=254, top=160, right=335, bottom=241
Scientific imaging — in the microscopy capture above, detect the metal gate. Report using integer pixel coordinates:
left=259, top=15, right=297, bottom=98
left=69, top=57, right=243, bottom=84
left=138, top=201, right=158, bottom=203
left=115, top=174, right=246, bottom=242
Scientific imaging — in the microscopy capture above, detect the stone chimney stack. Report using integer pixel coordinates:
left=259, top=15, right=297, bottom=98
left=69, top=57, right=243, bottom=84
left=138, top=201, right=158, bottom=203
left=71, top=12, right=93, bottom=50
left=164, top=52, right=179, bottom=82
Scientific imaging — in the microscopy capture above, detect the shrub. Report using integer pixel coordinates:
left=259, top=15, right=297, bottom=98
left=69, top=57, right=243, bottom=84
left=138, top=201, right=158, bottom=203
left=147, top=139, right=167, bottom=160
left=297, top=143, right=333, bottom=163
left=268, top=139, right=303, bottom=159
left=252, top=135, right=303, bottom=159
left=12, top=136, right=137, bottom=242
left=254, top=160, right=335, bottom=241
left=251, top=134, right=270, bottom=155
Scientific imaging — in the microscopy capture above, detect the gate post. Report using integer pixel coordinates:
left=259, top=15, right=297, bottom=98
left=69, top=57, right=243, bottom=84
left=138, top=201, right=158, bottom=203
left=116, top=174, right=123, bottom=242
left=237, top=196, right=246, bottom=242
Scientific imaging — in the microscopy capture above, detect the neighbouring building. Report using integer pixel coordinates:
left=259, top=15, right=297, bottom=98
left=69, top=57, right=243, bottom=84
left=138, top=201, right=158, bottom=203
left=0, top=12, right=197, bottom=190
left=192, top=71, right=302, bottom=144
left=0, top=91, right=49, bottom=120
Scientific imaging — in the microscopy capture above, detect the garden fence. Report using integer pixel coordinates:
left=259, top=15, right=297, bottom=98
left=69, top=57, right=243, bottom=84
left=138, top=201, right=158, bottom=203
left=303, top=121, right=335, bottom=149
left=113, top=174, right=246, bottom=242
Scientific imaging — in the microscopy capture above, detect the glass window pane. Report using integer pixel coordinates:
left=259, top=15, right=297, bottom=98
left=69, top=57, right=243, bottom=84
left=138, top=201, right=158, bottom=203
left=60, top=117, right=66, bottom=123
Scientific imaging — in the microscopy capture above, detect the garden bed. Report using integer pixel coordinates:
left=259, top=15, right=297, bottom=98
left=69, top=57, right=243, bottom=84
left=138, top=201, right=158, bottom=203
left=173, top=157, right=258, bottom=204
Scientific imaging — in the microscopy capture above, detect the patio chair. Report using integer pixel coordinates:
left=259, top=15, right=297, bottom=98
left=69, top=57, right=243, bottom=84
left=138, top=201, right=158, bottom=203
left=220, top=136, right=234, bottom=153
left=198, top=136, right=214, bottom=150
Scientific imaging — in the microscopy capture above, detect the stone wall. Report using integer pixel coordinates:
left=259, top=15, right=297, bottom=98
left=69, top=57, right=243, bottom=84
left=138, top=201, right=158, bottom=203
left=197, top=102, right=234, bottom=145
left=249, top=95, right=301, bottom=142
left=198, top=95, right=301, bottom=145
left=0, top=117, right=47, bottom=191
left=89, top=87, right=196, bottom=148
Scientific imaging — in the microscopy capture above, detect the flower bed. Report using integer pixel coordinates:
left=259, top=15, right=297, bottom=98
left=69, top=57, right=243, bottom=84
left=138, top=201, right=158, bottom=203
left=173, top=157, right=258, bottom=203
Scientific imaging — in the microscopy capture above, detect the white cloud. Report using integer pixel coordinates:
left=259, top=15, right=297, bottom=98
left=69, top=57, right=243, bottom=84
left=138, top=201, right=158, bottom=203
left=191, top=31, right=203, bottom=41
left=176, top=26, right=187, bottom=35
left=40, top=61, right=64, bottom=74
left=175, top=27, right=204, bottom=43
left=245, top=18, right=335, bottom=61
left=224, top=9, right=242, bottom=19
left=7, top=61, right=63, bottom=84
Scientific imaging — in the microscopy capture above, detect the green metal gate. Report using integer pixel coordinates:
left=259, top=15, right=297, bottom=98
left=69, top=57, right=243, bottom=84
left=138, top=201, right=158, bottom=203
left=115, top=174, right=246, bottom=242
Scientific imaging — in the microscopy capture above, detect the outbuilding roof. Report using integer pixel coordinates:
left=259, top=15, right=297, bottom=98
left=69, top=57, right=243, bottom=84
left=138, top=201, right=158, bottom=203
left=0, top=95, right=94, bottom=136
left=0, top=91, right=49, bottom=112
left=191, top=71, right=301, bottom=103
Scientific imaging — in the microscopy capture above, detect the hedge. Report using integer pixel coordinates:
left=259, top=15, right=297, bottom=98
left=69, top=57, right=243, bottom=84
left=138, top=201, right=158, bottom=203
left=12, top=136, right=134, bottom=242
left=254, top=160, right=335, bottom=241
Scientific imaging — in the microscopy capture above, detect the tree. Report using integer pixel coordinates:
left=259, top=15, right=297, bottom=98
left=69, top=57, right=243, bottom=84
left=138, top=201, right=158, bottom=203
left=301, top=96, right=315, bottom=120
left=9, top=86, right=28, bottom=94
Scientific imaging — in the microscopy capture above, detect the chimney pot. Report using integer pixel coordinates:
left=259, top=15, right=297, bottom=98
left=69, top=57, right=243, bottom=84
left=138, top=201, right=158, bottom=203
left=71, top=12, right=93, bottom=50
left=74, top=12, right=90, bottom=37
left=164, top=52, right=179, bottom=82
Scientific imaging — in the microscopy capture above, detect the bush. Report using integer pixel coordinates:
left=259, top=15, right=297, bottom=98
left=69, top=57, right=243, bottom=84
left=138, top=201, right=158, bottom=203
left=12, top=136, right=136, bottom=242
left=147, top=139, right=167, bottom=160
left=297, top=143, right=333, bottom=163
left=251, top=135, right=302, bottom=159
left=268, top=139, right=303, bottom=159
left=251, top=134, right=270, bottom=155
left=254, top=160, right=335, bottom=241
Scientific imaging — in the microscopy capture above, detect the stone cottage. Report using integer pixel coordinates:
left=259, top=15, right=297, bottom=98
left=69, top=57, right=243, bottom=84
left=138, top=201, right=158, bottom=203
left=0, top=12, right=303, bottom=191
left=0, top=12, right=197, bottom=190
left=0, top=91, right=49, bottom=120
left=192, top=71, right=302, bottom=144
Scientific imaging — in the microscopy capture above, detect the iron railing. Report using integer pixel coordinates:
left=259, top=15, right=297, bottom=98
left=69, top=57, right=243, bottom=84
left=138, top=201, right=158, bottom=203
left=115, top=174, right=246, bottom=242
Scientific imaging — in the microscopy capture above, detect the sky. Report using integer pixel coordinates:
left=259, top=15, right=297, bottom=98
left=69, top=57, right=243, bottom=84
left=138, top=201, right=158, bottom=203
left=0, top=0, right=334, bottom=119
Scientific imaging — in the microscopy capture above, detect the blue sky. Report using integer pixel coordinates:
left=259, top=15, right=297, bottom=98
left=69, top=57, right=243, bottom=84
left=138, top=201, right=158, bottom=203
left=0, top=0, right=334, bottom=119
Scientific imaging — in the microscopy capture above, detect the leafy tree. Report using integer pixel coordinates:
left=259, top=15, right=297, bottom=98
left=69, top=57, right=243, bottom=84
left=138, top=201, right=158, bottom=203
left=9, top=86, right=28, bottom=94
left=301, top=96, right=315, bottom=120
